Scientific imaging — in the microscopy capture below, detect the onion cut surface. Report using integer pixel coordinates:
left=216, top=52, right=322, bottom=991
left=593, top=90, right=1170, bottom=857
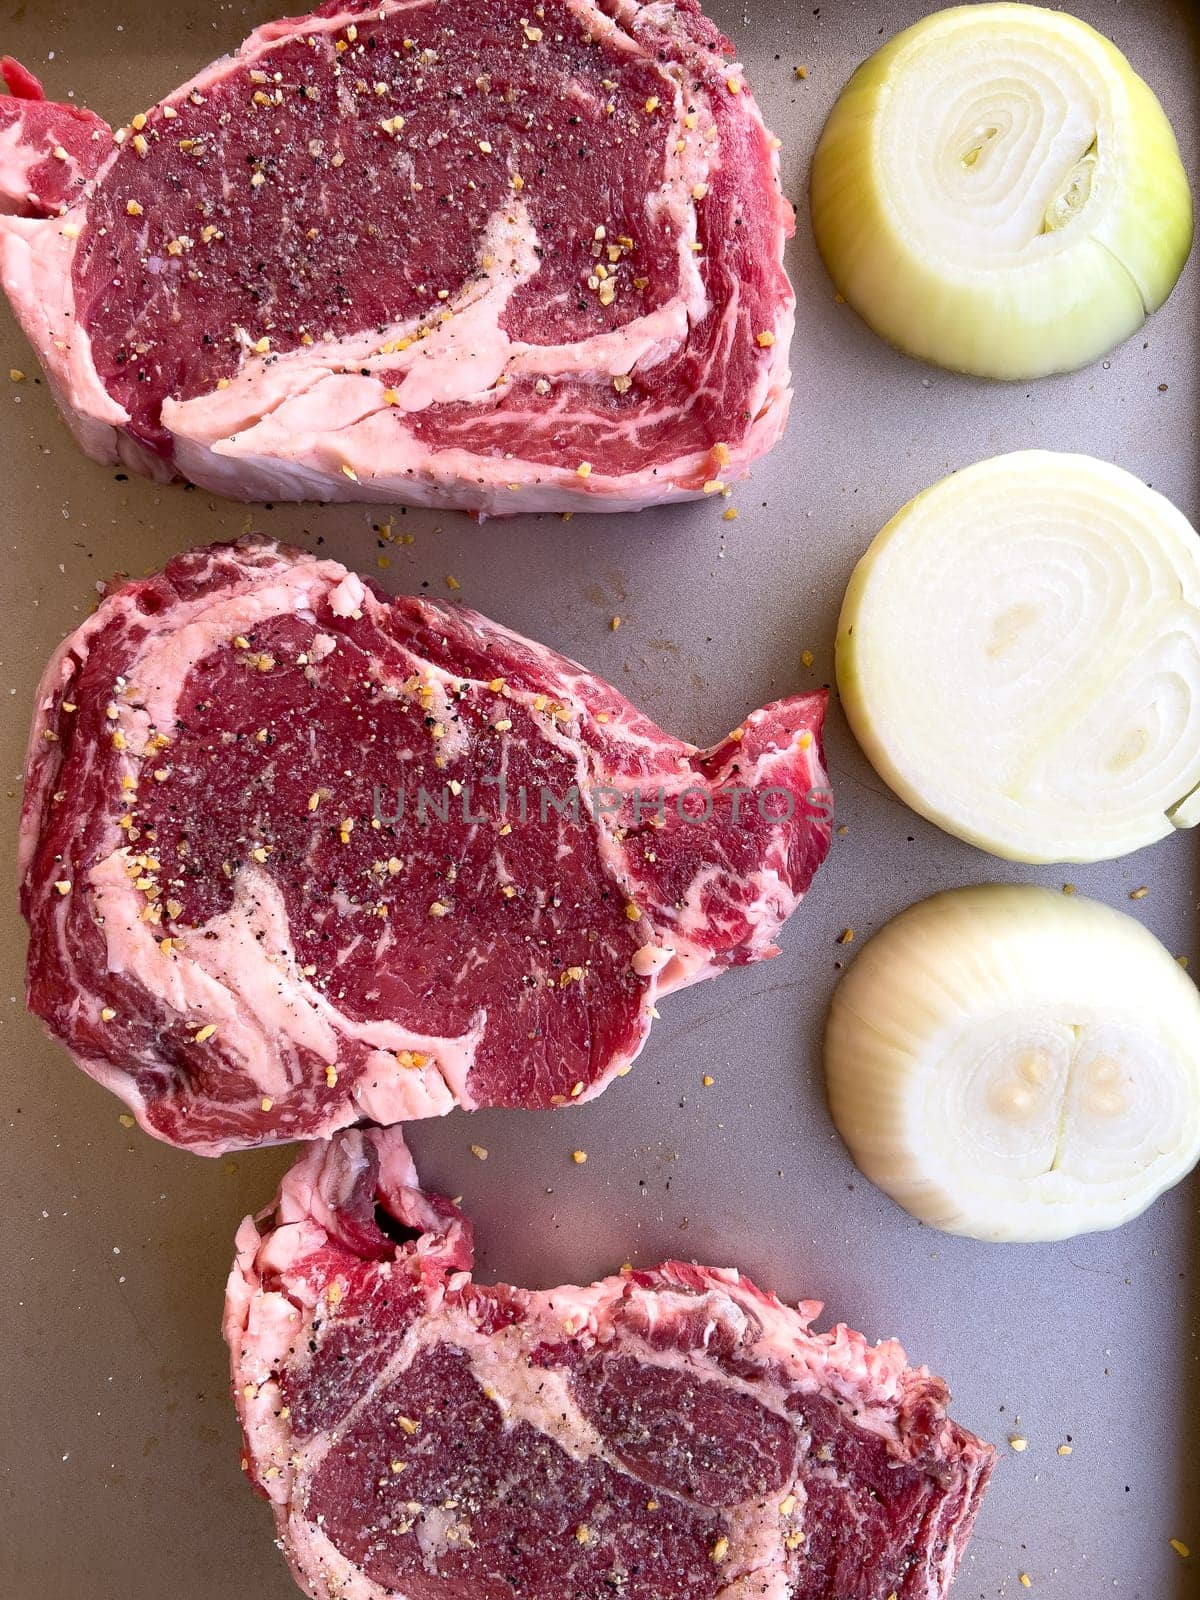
left=824, top=886, right=1200, bottom=1243
left=836, top=451, right=1200, bottom=864
left=810, top=3, right=1193, bottom=379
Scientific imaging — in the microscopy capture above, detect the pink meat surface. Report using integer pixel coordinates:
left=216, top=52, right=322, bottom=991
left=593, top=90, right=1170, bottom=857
left=0, top=1, right=794, bottom=513
left=21, top=538, right=830, bottom=1155
left=226, top=1129, right=996, bottom=1600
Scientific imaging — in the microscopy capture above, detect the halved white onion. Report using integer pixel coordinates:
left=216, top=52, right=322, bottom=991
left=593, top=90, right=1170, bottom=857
left=824, top=885, right=1200, bottom=1242
left=836, top=451, right=1200, bottom=864
left=810, top=3, right=1193, bottom=379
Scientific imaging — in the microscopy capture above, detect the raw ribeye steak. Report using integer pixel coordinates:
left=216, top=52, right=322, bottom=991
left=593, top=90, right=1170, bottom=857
left=0, top=0, right=794, bottom=513
left=227, top=1129, right=995, bottom=1600
left=22, top=538, right=830, bottom=1155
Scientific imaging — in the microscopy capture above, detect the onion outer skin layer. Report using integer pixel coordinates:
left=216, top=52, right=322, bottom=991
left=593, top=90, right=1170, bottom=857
left=836, top=450, right=1200, bottom=865
left=824, top=885, right=1200, bottom=1243
left=810, top=2, right=1194, bottom=379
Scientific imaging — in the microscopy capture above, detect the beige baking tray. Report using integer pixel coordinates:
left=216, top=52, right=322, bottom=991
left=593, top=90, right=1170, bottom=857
left=0, top=1, right=1196, bottom=1596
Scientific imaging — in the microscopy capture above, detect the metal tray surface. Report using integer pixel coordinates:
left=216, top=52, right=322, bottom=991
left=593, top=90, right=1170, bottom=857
left=0, top=2, right=1196, bottom=1596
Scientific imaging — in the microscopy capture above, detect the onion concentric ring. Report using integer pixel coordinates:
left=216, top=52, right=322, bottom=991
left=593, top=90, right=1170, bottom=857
left=811, top=3, right=1193, bottom=379
left=836, top=451, right=1200, bottom=864
left=824, top=886, right=1200, bottom=1242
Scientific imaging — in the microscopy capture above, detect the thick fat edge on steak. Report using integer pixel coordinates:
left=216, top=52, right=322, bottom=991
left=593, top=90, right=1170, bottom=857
left=21, top=537, right=831, bottom=1155
left=0, top=2, right=794, bottom=513
left=226, top=1129, right=996, bottom=1600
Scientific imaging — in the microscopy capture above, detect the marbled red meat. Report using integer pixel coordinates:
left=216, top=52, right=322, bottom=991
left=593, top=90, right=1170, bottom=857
left=0, top=57, right=108, bottom=215
left=225, top=1130, right=996, bottom=1600
left=0, top=0, right=794, bottom=513
left=21, top=538, right=830, bottom=1154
